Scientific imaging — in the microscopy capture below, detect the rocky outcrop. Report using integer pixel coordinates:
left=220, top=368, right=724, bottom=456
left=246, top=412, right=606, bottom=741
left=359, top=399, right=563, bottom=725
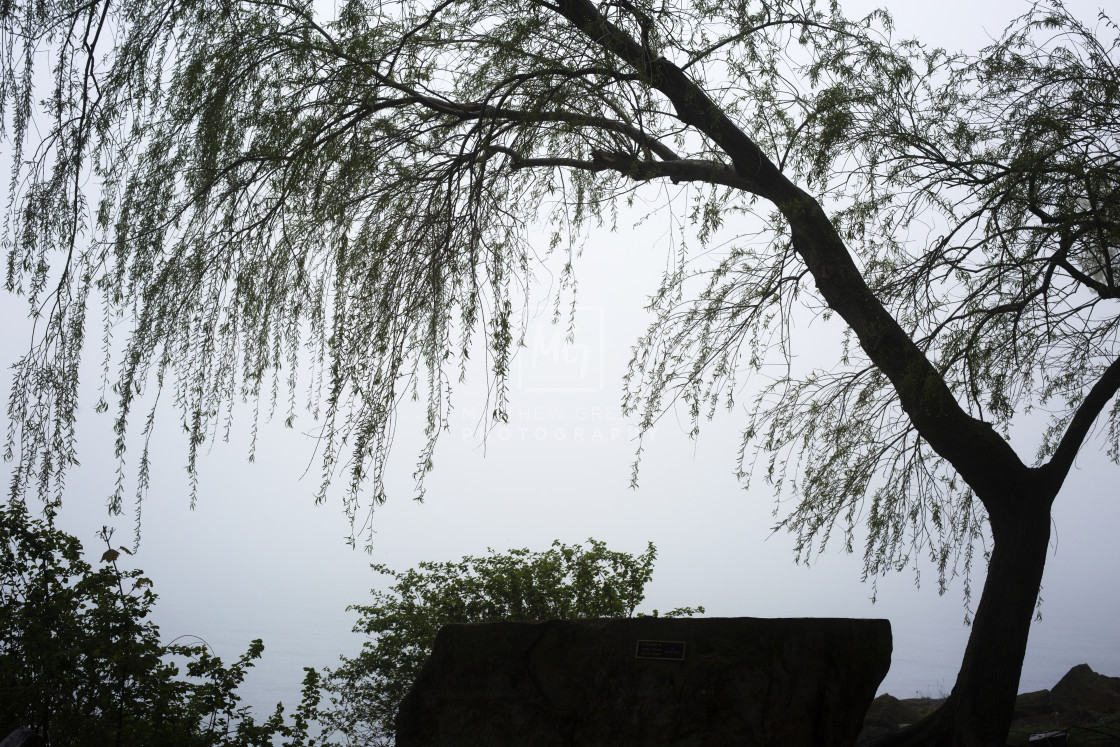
left=862, top=694, right=931, bottom=729
left=396, top=616, right=892, bottom=747
left=858, top=663, right=1120, bottom=742
left=1007, top=663, right=1120, bottom=731
left=857, top=694, right=941, bottom=743
left=1050, top=663, right=1120, bottom=716
left=0, top=728, right=43, bottom=747
left=1013, top=688, right=1054, bottom=720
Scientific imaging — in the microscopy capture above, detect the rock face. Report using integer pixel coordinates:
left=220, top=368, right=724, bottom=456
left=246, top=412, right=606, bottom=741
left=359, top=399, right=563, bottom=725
left=0, top=728, right=44, bottom=747
left=1010, top=663, right=1120, bottom=728
left=396, top=617, right=892, bottom=747
left=862, top=693, right=931, bottom=729
left=857, top=663, right=1120, bottom=742
left=1050, top=663, right=1120, bottom=716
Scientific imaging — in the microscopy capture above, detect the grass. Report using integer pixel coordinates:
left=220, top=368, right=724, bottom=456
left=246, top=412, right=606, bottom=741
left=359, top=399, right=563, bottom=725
left=1006, top=712, right=1120, bottom=746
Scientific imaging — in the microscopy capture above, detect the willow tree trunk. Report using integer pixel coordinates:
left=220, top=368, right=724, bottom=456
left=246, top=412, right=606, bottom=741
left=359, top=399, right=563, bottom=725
left=551, top=3, right=1100, bottom=743
left=872, top=491, right=1054, bottom=747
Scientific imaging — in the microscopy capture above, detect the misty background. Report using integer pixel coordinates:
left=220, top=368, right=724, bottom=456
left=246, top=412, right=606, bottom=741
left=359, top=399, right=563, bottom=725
left=2, top=0, right=1117, bottom=719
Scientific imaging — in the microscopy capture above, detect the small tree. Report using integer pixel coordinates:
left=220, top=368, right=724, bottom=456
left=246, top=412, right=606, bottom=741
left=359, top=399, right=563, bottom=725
left=314, top=539, right=701, bottom=746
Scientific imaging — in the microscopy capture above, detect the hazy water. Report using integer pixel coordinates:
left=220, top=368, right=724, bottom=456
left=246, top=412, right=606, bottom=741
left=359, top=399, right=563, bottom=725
left=157, top=593, right=1120, bottom=721
left=154, top=598, right=365, bottom=720
left=882, top=603, right=1120, bottom=700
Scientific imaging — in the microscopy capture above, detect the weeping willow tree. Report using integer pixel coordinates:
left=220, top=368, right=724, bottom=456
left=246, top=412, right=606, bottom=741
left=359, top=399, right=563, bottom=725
left=2, top=0, right=1118, bottom=744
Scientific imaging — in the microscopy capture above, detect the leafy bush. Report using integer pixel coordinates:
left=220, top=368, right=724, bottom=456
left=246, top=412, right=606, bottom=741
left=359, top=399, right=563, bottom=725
left=0, top=501, right=310, bottom=746
left=313, top=539, right=703, bottom=746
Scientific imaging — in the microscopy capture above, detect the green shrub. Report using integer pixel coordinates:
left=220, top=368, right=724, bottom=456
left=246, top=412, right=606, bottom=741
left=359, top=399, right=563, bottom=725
left=312, top=539, right=703, bottom=746
left=0, top=501, right=307, bottom=746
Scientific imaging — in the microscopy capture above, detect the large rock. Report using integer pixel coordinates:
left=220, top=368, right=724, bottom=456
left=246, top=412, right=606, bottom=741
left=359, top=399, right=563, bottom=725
left=0, top=728, right=43, bottom=747
left=1013, top=688, right=1055, bottom=720
left=856, top=695, right=945, bottom=744
left=862, top=664, right=1120, bottom=741
left=862, top=693, right=931, bottom=729
left=396, top=616, right=891, bottom=747
left=1050, top=663, right=1120, bottom=717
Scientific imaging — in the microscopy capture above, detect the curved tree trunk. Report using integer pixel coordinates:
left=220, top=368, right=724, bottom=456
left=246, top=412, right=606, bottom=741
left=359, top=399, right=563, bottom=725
left=547, top=4, right=1106, bottom=744
left=869, top=492, right=1053, bottom=747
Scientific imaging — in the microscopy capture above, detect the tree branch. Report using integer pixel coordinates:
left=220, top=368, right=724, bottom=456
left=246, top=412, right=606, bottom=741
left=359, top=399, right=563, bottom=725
left=552, top=0, right=781, bottom=187
left=553, top=0, right=1034, bottom=505
left=369, top=86, right=680, bottom=164
left=1043, top=354, right=1120, bottom=488
left=497, top=146, right=768, bottom=197
left=682, top=18, right=855, bottom=71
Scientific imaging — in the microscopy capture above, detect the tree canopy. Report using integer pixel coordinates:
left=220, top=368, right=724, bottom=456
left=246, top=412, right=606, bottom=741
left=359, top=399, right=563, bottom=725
left=2, top=0, right=1114, bottom=555
left=3, top=0, right=1118, bottom=743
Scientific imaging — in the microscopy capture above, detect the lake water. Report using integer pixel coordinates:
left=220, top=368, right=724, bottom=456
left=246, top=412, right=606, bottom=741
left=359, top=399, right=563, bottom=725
left=156, top=589, right=1119, bottom=722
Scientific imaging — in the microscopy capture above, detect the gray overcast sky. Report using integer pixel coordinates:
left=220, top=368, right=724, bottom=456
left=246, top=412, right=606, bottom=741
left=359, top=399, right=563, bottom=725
left=2, top=0, right=1117, bottom=716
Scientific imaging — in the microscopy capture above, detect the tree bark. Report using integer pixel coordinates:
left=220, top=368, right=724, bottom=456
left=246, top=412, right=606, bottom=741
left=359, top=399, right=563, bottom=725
left=868, top=490, right=1054, bottom=747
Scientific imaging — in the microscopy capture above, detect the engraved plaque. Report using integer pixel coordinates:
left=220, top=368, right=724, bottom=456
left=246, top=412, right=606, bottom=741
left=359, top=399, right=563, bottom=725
left=635, top=639, right=686, bottom=660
